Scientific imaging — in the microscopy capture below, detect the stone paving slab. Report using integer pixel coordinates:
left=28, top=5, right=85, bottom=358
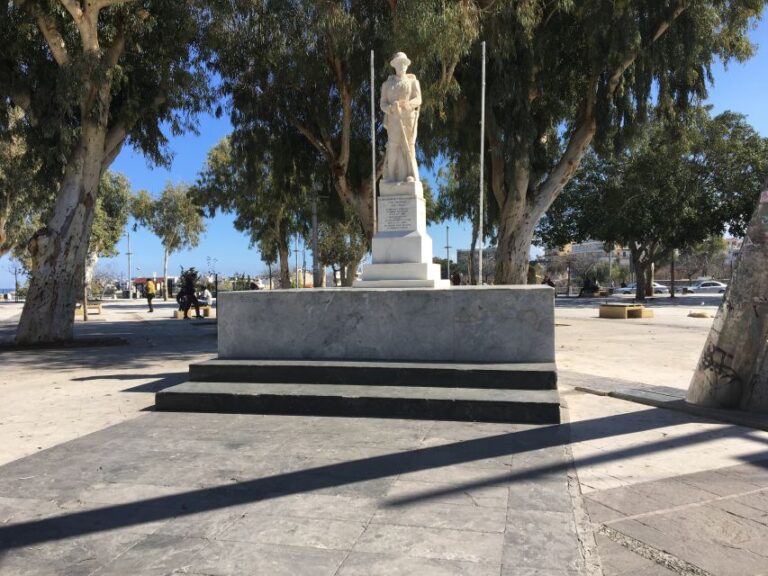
left=568, top=370, right=768, bottom=432
left=0, top=412, right=587, bottom=575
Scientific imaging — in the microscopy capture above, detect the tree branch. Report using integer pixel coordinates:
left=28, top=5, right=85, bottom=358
left=9, top=87, right=38, bottom=126
left=104, top=28, right=125, bottom=67
left=291, top=119, right=334, bottom=163
left=606, top=1, right=688, bottom=97
left=533, top=75, right=599, bottom=216
left=34, top=11, right=70, bottom=66
left=91, top=0, right=136, bottom=8
left=58, top=0, right=83, bottom=23
left=329, top=52, right=351, bottom=171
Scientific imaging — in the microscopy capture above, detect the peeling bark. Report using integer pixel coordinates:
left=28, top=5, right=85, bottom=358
left=15, top=125, right=104, bottom=343
left=687, top=187, right=768, bottom=413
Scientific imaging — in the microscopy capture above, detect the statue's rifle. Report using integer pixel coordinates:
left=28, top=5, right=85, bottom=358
left=395, top=100, right=415, bottom=168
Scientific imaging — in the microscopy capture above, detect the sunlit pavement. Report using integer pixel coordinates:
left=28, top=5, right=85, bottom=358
left=0, top=297, right=766, bottom=575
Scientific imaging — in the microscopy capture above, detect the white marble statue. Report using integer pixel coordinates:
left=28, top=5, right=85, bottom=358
left=381, top=52, right=421, bottom=183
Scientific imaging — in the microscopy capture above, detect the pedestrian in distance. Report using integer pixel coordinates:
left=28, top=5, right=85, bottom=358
left=181, top=277, right=202, bottom=320
left=145, top=279, right=156, bottom=312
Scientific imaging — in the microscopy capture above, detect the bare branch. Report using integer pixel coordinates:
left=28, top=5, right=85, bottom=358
left=534, top=76, right=599, bottom=215
left=91, top=0, right=137, bottom=8
left=34, top=12, right=70, bottom=66
left=291, top=119, right=334, bottom=163
left=58, top=0, right=83, bottom=23
left=332, top=55, right=352, bottom=171
left=104, top=29, right=125, bottom=67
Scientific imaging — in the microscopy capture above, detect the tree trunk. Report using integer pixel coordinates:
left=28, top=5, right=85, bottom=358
left=15, top=128, right=104, bottom=344
left=630, top=246, right=647, bottom=301
left=645, top=262, right=654, bottom=298
left=341, top=252, right=364, bottom=287
left=687, top=188, right=768, bottom=412
left=0, top=210, right=9, bottom=258
left=494, top=209, right=536, bottom=285
left=278, top=236, right=290, bottom=288
left=85, top=252, right=99, bottom=293
left=163, top=249, right=169, bottom=301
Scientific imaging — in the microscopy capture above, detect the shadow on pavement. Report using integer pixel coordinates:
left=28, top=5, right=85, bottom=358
left=1, top=407, right=766, bottom=552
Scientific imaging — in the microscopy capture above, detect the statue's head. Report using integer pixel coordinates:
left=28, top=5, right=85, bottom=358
left=390, top=52, right=411, bottom=75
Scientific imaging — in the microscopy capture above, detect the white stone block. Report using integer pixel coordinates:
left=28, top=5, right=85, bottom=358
left=361, top=262, right=442, bottom=281
left=378, top=194, right=426, bottom=233
left=379, top=180, right=423, bottom=198
left=371, top=231, right=432, bottom=264
left=217, top=286, right=556, bottom=363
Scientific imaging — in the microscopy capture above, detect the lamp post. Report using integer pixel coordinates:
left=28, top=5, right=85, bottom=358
left=445, top=226, right=451, bottom=281
left=126, top=230, right=133, bottom=299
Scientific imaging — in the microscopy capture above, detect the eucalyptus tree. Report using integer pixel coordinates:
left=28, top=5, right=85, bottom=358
left=132, top=184, right=206, bottom=300
left=437, top=0, right=764, bottom=284
left=192, top=132, right=316, bottom=289
left=0, top=108, right=50, bottom=258
left=537, top=111, right=768, bottom=300
left=208, top=1, right=478, bottom=255
left=2, top=0, right=217, bottom=343
left=86, top=171, right=131, bottom=286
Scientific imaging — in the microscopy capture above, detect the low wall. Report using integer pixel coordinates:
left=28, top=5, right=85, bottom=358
left=217, top=286, right=555, bottom=363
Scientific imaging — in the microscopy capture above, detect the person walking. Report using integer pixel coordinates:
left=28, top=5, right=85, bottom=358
left=145, top=279, right=156, bottom=313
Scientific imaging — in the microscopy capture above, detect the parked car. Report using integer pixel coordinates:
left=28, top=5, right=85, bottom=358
left=615, top=282, right=669, bottom=295
left=682, top=280, right=727, bottom=294
left=614, top=283, right=636, bottom=294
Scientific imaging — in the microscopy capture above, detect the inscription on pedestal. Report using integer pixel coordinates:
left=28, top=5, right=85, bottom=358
left=379, top=196, right=418, bottom=232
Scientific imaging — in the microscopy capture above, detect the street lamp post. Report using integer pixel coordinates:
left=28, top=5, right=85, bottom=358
left=445, top=226, right=451, bottom=281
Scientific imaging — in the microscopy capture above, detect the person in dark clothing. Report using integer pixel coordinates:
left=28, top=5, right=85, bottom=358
left=181, top=278, right=202, bottom=319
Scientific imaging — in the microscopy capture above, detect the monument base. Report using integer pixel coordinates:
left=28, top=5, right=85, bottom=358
left=156, top=286, right=560, bottom=424
left=354, top=278, right=450, bottom=289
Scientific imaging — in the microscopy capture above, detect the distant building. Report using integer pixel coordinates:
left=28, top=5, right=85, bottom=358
left=543, top=240, right=631, bottom=267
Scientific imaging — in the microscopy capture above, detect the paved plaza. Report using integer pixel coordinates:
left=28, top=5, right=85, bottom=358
left=0, top=297, right=767, bottom=575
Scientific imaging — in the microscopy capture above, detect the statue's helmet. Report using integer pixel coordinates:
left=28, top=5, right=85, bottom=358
left=390, top=52, right=411, bottom=68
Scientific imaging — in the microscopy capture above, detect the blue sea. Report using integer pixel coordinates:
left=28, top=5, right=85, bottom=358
left=0, top=288, right=14, bottom=295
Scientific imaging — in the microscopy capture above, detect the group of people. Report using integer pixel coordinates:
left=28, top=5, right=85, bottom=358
left=144, top=278, right=212, bottom=319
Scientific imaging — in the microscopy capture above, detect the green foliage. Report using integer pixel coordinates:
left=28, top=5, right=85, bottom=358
left=132, top=183, right=206, bottom=256
left=538, top=109, right=768, bottom=256
left=179, top=266, right=200, bottom=288
left=191, top=135, right=313, bottom=265
left=0, top=108, right=52, bottom=257
left=0, top=0, right=219, bottom=176
left=90, top=172, right=131, bottom=258
left=317, top=218, right=367, bottom=274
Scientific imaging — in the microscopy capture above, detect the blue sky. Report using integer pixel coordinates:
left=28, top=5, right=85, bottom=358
left=1, top=20, right=767, bottom=288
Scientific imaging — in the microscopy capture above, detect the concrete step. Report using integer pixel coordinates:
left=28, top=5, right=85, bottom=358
left=189, top=360, right=557, bottom=390
left=156, top=381, right=561, bottom=424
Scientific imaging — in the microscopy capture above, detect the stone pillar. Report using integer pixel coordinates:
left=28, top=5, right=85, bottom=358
left=355, top=181, right=449, bottom=288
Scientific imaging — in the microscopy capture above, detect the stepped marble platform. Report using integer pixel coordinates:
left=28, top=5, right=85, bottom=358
left=156, top=286, right=560, bottom=424
left=156, top=360, right=560, bottom=424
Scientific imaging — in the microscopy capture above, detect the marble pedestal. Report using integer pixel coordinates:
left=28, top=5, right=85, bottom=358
left=217, top=286, right=555, bottom=362
left=157, top=286, right=560, bottom=424
left=356, top=181, right=449, bottom=288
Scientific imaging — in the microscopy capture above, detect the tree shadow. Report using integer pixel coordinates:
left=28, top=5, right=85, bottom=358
left=1, top=407, right=765, bottom=552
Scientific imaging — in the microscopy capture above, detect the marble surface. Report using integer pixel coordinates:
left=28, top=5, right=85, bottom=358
left=218, top=286, right=555, bottom=363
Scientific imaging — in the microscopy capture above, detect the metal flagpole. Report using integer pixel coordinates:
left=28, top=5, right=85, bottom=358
left=371, top=50, right=377, bottom=233
left=127, top=230, right=133, bottom=298
left=478, top=41, right=486, bottom=286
